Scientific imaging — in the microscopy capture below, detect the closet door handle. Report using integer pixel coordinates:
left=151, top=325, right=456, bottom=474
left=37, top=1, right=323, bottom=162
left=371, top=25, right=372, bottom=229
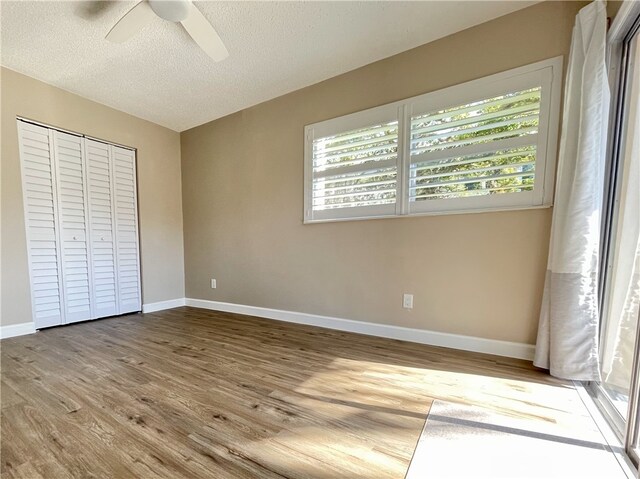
left=101, top=236, right=105, bottom=241
left=73, top=236, right=78, bottom=240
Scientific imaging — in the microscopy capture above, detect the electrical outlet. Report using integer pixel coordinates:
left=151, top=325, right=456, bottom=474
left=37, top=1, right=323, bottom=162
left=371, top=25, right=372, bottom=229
left=210, top=279, right=217, bottom=289
left=403, top=293, right=413, bottom=309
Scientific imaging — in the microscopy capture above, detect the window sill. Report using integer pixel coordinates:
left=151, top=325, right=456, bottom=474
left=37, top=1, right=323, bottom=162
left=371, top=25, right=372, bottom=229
left=303, top=202, right=553, bottom=224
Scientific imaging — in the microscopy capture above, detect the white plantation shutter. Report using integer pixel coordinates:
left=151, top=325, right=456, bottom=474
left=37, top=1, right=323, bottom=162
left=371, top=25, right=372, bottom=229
left=86, top=139, right=119, bottom=318
left=17, top=122, right=65, bottom=328
left=112, top=146, right=141, bottom=314
left=303, top=57, right=562, bottom=222
left=52, top=131, right=93, bottom=323
left=305, top=104, right=401, bottom=222
left=407, top=65, right=556, bottom=215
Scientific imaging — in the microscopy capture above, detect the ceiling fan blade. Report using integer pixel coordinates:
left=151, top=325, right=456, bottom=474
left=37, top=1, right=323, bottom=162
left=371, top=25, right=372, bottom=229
left=106, top=1, right=155, bottom=43
left=181, top=3, right=228, bottom=62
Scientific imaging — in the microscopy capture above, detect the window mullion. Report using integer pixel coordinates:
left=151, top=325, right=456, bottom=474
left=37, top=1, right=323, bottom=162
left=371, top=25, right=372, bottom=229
left=397, top=103, right=410, bottom=216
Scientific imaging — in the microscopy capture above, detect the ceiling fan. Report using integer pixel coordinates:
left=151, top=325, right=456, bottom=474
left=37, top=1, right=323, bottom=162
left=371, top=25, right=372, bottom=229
left=106, top=0, right=228, bottom=62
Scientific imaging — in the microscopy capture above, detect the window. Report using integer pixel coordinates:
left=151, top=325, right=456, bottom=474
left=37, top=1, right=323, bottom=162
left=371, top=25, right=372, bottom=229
left=305, top=103, right=402, bottom=221
left=304, top=57, right=563, bottom=223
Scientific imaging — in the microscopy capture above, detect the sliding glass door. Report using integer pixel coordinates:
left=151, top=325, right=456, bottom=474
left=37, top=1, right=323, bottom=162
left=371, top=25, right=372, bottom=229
left=595, top=11, right=640, bottom=468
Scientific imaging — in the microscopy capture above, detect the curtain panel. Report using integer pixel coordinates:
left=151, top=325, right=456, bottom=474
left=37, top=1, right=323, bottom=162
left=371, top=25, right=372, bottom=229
left=534, top=0, right=610, bottom=381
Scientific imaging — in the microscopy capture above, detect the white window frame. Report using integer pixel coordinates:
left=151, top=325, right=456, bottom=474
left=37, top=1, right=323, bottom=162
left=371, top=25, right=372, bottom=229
left=304, top=56, right=563, bottom=224
left=304, top=103, right=403, bottom=222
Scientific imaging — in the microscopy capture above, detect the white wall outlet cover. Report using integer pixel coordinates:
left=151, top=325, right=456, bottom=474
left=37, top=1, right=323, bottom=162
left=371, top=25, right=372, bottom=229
left=211, top=279, right=217, bottom=289
left=403, top=293, right=413, bottom=309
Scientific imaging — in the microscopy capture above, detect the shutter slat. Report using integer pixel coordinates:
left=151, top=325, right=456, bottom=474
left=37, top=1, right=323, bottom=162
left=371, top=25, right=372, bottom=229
left=413, top=144, right=536, bottom=171
left=315, top=123, right=395, bottom=145
left=414, top=161, right=535, bottom=182
left=411, top=126, right=538, bottom=155
left=412, top=89, right=540, bottom=127
left=314, top=140, right=397, bottom=165
left=314, top=131, right=398, bottom=156
left=411, top=99, right=539, bottom=136
left=313, top=187, right=397, bottom=201
left=313, top=159, right=397, bottom=180
left=313, top=178, right=396, bottom=193
left=313, top=198, right=396, bottom=210
left=313, top=152, right=398, bottom=174
left=414, top=184, right=534, bottom=200
left=412, top=114, right=539, bottom=145
left=411, top=170, right=535, bottom=191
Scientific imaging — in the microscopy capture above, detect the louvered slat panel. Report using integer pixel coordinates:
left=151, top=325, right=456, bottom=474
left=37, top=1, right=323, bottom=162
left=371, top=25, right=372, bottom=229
left=409, top=87, right=542, bottom=204
left=112, top=147, right=141, bottom=314
left=312, top=121, right=398, bottom=213
left=18, top=122, right=64, bottom=328
left=53, top=131, right=93, bottom=323
left=85, top=139, right=118, bottom=318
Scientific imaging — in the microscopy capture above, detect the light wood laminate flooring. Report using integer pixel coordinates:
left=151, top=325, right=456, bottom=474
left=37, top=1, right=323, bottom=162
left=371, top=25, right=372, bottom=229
left=2, top=307, right=575, bottom=478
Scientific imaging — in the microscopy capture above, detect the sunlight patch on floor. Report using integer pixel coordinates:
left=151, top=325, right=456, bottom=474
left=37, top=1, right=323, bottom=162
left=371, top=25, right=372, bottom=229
left=293, top=357, right=585, bottom=424
left=407, top=399, right=628, bottom=478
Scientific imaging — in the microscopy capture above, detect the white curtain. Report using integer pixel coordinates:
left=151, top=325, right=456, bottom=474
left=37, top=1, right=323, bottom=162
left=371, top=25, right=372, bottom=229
left=534, top=0, right=610, bottom=381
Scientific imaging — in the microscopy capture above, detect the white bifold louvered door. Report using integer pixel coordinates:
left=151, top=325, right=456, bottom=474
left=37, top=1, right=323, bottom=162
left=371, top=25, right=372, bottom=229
left=52, top=131, right=93, bottom=323
left=17, top=122, right=65, bottom=328
left=18, top=120, right=141, bottom=329
left=111, top=146, right=141, bottom=314
left=85, top=139, right=119, bottom=318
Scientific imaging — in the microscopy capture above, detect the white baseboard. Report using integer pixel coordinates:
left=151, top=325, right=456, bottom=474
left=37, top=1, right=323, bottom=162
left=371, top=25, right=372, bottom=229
left=184, top=298, right=535, bottom=361
left=1, top=298, right=188, bottom=339
left=0, top=322, right=36, bottom=340
left=142, top=298, right=186, bottom=313
left=0, top=299, right=536, bottom=360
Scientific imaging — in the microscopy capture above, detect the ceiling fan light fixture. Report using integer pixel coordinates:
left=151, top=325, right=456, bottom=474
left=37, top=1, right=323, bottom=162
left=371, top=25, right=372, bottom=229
left=148, top=0, right=190, bottom=23
left=106, top=0, right=228, bottom=62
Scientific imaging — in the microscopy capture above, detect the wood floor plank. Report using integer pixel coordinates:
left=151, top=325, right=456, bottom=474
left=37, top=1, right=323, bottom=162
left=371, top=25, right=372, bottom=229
left=1, top=306, right=568, bottom=478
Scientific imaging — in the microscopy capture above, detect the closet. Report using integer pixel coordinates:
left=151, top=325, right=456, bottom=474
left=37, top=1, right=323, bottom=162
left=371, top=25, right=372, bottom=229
left=17, top=119, right=141, bottom=329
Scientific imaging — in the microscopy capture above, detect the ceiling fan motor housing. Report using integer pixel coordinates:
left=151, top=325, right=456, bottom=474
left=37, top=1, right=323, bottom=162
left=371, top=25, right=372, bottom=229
left=148, top=0, right=190, bottom=23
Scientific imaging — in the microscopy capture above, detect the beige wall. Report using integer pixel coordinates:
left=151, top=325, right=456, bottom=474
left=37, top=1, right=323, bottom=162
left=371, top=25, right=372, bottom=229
left=607, top=1, right=624, bottom=21
left=181, top=1, right=585, bottom=345
left=1, top=67, right=185, bottom=327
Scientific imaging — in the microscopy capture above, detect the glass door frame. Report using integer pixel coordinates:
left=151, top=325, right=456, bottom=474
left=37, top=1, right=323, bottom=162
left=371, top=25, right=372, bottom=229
left=591, top=2, right=640, bottom=470
left=626, top=319, right=640, bottom=466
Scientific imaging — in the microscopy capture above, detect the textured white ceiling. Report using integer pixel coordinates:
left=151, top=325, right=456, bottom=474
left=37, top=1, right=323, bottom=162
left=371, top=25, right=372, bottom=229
left=1, top=1, right=538, bottom=132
